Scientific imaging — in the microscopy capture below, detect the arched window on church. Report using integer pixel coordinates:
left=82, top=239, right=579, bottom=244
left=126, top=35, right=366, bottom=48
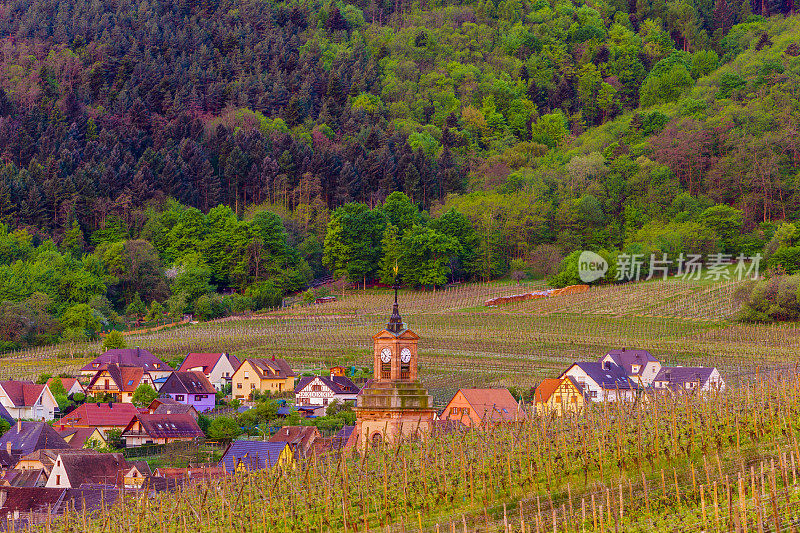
left=371, top=432, right=383, bottom=448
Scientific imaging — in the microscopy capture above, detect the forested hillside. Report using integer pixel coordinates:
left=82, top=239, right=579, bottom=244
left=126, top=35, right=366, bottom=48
left=0, top=0, right=798, bottom=349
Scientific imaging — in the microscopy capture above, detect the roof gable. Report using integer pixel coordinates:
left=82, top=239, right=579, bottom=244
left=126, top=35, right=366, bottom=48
left=372, top=328, right=419, bottom=341
left=122, top=413, right=204, bottom=439
left=456, top=389, right=525, bottom=422
left=59, top=402, right=140, bottom=427
left=80, top=348, right=172, bottom=373
left=566, top=362, right=639, bottom=390
left=534, top=378, right=563, bottom=403
left=219, top=441, right=289, bottom=473
left=0, top=422, right=70, bottom=463
left=0, top=381, right=46, bottom=408
left=160, top=371, right=215, bottom=394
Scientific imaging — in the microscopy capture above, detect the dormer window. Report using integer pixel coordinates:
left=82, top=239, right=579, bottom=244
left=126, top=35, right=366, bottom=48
left=631, top=365, right=640, bottom=373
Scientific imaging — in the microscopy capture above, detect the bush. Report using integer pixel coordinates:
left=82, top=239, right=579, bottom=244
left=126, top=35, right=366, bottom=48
left=207, top=416, right=242, bottom=441
left=101, top=330, right=126, bottom=351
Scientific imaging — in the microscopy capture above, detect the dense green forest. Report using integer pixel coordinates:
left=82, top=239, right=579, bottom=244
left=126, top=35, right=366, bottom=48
left=0, top=0, right=799, bottom=349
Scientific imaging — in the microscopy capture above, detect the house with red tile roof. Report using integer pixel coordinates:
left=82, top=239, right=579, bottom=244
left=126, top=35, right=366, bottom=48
left=440, top=389, right=526, bottom=427
left=178, top=352, right=241, bottom=390
left=268, top=426, right=321, bottom=457
left=120, top=413, right=204, bottom=447
left=158, top=372, right=216, bottom=412
left=534, top=377, right=585, bottom=416
left=231, top=358, right=296, bottom=399
left=55, top=402, right=141, bottom=437
left=46, top=378, right=84, bottom=398
left=80, top=347, right=173, bottom=380
left=55, top=428, right=107, bottom=449
left=0, top=382, right=58, bottom=421
left=85, top=364, right=155, bottom=403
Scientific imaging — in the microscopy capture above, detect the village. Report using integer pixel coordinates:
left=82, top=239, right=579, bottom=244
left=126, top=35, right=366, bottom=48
left=0, top=296, right=725, bottom=524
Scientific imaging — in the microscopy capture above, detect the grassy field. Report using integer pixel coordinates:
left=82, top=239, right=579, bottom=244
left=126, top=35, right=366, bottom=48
left=1, top=276, right=795, bottom=407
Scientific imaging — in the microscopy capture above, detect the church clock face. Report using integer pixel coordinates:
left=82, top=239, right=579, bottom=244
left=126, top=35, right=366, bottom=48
left=380, top=348, right=392, bottom=363
left=400, top=347, right=412, bottom=363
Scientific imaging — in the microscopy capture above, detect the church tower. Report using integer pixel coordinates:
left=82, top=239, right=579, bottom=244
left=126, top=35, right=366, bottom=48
left=353, top=287, right=436, bottom=449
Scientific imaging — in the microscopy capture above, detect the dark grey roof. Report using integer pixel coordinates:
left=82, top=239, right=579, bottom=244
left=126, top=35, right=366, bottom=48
left=0, top=422, right=70, bottom=467
left=81, top=348, right=173, bottom=373
left=218, top=441, right=289, bottom=473
left=654, top=367, right=716, bottom=385
left=602, top=349, right=658, bottom=375
left=158, top=372, right=215, bottom=395
left=0, top=403, right=14, bottom=426
left=294, top=375, right=359, bottom=395
left=566, top=362, right=639, bottom=390
left=56, top=487, right=122, bottom=514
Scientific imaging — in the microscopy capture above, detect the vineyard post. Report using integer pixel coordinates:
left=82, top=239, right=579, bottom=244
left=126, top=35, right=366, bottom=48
left=673, top=469, right=679, bottom=504
left=551, top=508, right=556, bottom=533
left=581, top=498, right=586, bottom=533
left=770, top=461, right=780, bottom=533
left=700, top=484, right=706, bottom=530
left=519, top=500, right=524, bottom=533
left=590, top=494, right=596, bottom=532
left=737, top=472, right=746, bottom=532
left=713, top=481, right=719, bottom=532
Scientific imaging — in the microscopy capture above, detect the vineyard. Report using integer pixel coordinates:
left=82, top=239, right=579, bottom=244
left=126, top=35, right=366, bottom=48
left=47, top=372, right=800, bottom=532
left=2, top=277, right=797, bottom=405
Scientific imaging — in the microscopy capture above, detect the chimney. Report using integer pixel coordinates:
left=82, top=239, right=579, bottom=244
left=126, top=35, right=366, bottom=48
left=16, top=420, right=21, bottom=434
left=5, top=442, right=10, bottom=455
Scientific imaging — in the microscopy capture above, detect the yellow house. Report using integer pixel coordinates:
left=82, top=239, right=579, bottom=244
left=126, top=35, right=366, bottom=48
left=534, top=377, right=585, bottom=416
left=231, top=358, right=296, bottom=399
left=219, top=441, right=295, bottom=475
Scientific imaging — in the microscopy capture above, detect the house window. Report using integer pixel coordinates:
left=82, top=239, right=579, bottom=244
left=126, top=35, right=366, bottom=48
left=571, top=396, right=577, bottom=403
left=56, top=475, right=61, bottom=484
left=195, top=395, right=203, bottom=401
left=631, top=365, right=640, bottom=373
left=237, top=383, right=242, bottom=389
left=312, top=385, right=322, bottom=392
left=590, top=391, right=597, bottom=398
left=461, top=408, right=470, bottom=415
left=176, top=395, right=184, bottom=401
left=250, top=383, right=255, bottom=389
left=451, top=407, right=458, bottom=415
left=555, top=395, right=561, bottom=403
left=244, top=371, right=249, bottom=379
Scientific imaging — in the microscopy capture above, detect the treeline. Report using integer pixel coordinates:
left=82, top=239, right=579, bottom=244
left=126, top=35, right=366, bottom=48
left=0, top=201, right=310, bottom=351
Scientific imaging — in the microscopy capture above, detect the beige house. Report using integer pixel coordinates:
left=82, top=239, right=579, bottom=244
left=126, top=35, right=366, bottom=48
left=231, top=358, right=296, bottom=399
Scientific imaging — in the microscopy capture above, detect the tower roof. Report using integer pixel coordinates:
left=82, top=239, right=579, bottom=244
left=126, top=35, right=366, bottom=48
left=386, top=284, right=404, bottom=334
